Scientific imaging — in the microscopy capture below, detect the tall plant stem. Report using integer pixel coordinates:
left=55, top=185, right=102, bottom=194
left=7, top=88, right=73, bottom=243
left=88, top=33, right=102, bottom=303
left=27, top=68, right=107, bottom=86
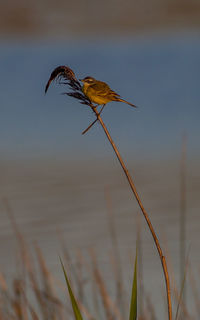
left=91, top=106, right=172, bottom=320
left=180, top=132, right=187, bottom=303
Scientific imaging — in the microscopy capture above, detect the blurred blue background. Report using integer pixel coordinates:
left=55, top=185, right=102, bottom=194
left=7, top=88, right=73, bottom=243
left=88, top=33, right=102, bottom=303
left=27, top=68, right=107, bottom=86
left=1, top=33, right=200, bottom=161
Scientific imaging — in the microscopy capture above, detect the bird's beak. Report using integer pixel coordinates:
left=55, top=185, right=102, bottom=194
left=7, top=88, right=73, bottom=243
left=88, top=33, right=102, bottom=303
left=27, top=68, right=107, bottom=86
left=79, top=79, right=83, bottom=82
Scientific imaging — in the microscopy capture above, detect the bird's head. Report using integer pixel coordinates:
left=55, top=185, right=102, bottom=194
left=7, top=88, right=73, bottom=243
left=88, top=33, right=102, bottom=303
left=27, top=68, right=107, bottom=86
left=79, top=76, right=96, bottom=87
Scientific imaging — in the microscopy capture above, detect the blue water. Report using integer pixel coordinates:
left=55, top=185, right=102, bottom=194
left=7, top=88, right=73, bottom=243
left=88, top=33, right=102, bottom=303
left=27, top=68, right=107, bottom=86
left=0, top=31, right=200, bottom=160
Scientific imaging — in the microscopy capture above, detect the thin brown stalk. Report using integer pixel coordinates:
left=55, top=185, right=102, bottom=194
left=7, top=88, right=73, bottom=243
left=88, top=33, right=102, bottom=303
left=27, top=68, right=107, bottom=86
left=75, top=249, right=90, bottom=309
left=28, top=306, right=40, bottom=320
left=11, top=279, right=27, bottom=320
left=83, top=250, right=102, bottom=317
left=145, top=293, right=157, bottom=320
left=180, top=132, right=187, bottom=302
left=35, top=244, right=66, bottom=320
left=173, top=284, right=192, bottom=320
left=136, top=216, right=145, bottom=318
left=35, top=244, right=55, bottom=296
left=91, top=106, right=172, bottom=320
left=162, top=231, right=192, bottom=320
left=0, top=273, right=13, bottom=319
left=104, top=186, right=126, bottom=316
left=58, top=230, right=81, bottom=291
left=0, top=273, right=7, bottom=292
left=175, top=249, right=192, bottom=320
left=189, top=264, right=200, bottom=316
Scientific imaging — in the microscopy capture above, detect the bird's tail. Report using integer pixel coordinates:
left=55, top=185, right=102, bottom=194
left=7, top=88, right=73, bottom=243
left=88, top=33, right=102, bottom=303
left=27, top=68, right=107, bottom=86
left=117, top=98, right=138, bottom=108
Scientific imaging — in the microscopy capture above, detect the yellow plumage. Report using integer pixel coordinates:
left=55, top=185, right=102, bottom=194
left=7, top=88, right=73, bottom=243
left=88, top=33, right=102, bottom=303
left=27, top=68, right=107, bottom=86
left=80, top=76, right=137, bottom=108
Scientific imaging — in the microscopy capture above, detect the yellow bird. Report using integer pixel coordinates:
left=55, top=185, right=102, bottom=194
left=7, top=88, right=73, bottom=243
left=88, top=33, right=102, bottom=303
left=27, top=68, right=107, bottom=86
left=80, top=76, right=137, bottom=109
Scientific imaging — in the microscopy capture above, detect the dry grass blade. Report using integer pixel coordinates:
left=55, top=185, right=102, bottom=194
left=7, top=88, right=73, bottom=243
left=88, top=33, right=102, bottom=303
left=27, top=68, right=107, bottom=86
left=28, top=307, right=40, bottom=320
left=35, top=245, right=67, bottom=320
left=58, top=234, right=94, bottom=318
left=188, top=264, right=200, bottom=316
left=2, top=198, right=31, bottom=320
left=145, top=294, right=157, bottom=320
left=75, top=249, right=87, bottom=306
left=35, top=244, right=55, bottom=296
left=136, top=217, right=144, bottom=317
left=175, top=253, right=190, bottom=320
left=104, top=187, right=126, bottom=315
left=59, top=231, right=84, bottom=299
left=162, top=238, right=192, bottom=320
left=89, top=249, right=123, bottom=320
left=0, top=273, right=7, bottom=292
left=0, top=272, right=14, bottom=319
left=180, top=132, right=187, bottom=305
left=12, top=279, right=29, bottom=320
left=2, top=198, right=28, bottom=270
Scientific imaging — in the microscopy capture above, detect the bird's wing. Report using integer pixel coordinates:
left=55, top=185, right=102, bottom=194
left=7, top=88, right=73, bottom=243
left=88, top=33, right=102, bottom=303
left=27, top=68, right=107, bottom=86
left=90, top=82, right=121, bottom=98
left=90, top=82, right=108, bottom=96
left=108, top=89, right=121, bottom=98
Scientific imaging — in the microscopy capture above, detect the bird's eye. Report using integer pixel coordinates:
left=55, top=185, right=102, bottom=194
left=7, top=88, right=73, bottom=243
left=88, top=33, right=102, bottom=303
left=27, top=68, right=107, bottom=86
left=85, top=78, right=93, bottom=83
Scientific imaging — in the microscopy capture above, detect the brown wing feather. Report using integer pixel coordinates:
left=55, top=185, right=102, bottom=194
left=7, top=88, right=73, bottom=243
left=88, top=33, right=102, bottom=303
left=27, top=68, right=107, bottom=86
left=90, top=82, right=121, bottom=98
left=89, top=82, right=109, bottom=96
left=108, top=89, right=121, bottom=98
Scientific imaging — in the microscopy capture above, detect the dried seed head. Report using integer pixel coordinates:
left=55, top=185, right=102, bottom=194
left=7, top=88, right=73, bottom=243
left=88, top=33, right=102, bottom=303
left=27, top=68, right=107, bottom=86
left=45, top=66, right=80, bottom=93
left=45, top=65, right=92, bottom=107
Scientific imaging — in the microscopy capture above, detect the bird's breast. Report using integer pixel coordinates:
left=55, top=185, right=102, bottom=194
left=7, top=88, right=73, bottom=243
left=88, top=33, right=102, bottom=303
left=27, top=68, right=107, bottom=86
left=82, top=85, right=109, bottom=105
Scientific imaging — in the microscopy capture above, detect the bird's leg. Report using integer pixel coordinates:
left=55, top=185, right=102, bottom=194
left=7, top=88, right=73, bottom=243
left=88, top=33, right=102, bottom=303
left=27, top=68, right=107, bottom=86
left=82, top=104, right=106, bottom=135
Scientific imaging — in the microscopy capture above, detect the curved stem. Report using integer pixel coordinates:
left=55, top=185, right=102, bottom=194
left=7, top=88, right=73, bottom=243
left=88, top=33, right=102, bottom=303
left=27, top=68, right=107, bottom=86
left=91, top=106, right=172, bottom=320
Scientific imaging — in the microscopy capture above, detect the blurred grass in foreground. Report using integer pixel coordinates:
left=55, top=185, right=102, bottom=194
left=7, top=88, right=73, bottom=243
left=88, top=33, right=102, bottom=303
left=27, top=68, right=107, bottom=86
left=0, top=199, right=198, bottom=320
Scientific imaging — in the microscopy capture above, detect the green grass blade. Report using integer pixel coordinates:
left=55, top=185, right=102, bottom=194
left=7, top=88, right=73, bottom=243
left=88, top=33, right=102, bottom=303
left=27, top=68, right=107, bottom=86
left=129, top=250, right=137, bottom=320
left=60, top=257, right=83, bottom=320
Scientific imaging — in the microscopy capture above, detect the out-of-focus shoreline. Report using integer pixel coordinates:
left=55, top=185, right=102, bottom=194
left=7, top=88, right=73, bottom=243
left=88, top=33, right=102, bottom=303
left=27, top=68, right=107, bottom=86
left=0, top=0, right=200, bottom=38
